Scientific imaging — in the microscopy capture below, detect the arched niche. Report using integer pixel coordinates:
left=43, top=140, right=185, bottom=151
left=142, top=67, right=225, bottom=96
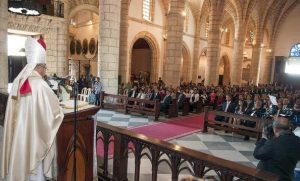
left=181, top=43, right=191, bottom=83
left=219, top=55, right=231, bottom=85
left=129, top=32, right=159, bottom=83
left=68, top=8, right=99, bottom=78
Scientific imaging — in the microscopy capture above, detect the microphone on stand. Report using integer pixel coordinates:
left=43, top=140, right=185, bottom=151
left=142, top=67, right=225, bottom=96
left=72, top=82, right=78, bottom=181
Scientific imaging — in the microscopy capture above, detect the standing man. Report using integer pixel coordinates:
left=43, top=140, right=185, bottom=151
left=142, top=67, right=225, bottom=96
left=1, top=37, right=64, bottom=180
left=94, top=77, right=103, bottom=106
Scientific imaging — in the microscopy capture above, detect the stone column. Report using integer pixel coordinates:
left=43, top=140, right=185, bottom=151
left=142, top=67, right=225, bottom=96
left=250, top=45, right=260, bottom=84
left=192, top=22, right=200, bottom=83
left=98, top=0, right=121, bottom=94
left=250, top=25, right=263, bottom=85
left=204, top=0, right=225, bottom=86
left=56, top=20, right=68, bottom=76
left=163, top=0, right=185, bottom=86
left=231, top=27, right=246, bottom=85
left=0, top=0, right=8, bottom=92
left=119, top=0, right=130, bottom=84
left=261, top=51, right=274, bottom=84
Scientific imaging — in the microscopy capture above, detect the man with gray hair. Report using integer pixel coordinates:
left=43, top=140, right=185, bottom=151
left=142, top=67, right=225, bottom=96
left=253, top=117, right=300, bottom=180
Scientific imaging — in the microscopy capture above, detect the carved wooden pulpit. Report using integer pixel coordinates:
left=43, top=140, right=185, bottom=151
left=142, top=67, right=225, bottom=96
left=57, top=105, right=100, bottom=181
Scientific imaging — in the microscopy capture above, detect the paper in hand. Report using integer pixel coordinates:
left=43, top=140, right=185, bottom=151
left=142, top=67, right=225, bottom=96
left=268, top=95, right=278, bottom=105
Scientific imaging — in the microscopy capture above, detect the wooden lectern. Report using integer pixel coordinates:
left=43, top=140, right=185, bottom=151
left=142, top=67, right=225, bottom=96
left=57, top=106, right=100, bottom=181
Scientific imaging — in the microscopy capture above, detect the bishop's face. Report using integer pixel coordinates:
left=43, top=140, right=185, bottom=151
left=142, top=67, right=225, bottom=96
left=35, top=63, right=47, bottom=77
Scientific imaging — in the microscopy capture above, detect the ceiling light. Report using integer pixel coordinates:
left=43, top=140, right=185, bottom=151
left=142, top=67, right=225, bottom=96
left=8, top=0, right=48, bottom=16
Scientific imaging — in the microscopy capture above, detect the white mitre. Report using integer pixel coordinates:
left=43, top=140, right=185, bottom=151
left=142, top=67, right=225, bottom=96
left=10, top=36, right=47, bottom=97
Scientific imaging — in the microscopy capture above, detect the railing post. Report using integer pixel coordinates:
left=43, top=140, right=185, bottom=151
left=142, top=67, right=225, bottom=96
left=220, top=171, right=233, bottom=181
left=193, top=162, right=205, bottom=178
left=100, top=91, right=105, bottom=108
left=203, top=106, right=209, bottom=133
left=170, top=155, right=181, bottom=181
left=150, top=147, right=159, bottom=181
left=133, top=143, right=142, bottom=181
left=113, top=133, right=128, bottom=181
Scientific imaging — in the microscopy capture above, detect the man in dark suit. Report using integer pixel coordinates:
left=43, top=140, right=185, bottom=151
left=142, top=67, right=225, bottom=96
left=128, top=85, right=138, bottom=105
left=160, top=90, right=172, bottom=112
left=215, top=94, right=236, bottom=122
left=254, top=117, right=300, bottom=181
left=128, top=85, right=138, bottom=98
left=177, top=89, right=186, bottom=110
left=152, top=87, right=161, bottom=101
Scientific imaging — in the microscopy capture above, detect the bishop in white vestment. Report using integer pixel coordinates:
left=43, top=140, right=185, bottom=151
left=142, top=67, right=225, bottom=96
left=1, top=37, right=64, bottom=181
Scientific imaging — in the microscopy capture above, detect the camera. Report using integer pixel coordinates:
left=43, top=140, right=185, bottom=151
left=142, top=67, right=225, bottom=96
left=263, top=123, right=274, bottom=139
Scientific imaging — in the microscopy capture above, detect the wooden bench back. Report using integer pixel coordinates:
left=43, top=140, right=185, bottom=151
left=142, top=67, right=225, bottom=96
left=100, top=91, right=160, bottom=120
left=203, top=106, right=273, bottom=141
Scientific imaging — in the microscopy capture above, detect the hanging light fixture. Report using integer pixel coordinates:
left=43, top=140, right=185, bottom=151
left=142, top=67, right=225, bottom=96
left=8, top=0, right=50, bottom=16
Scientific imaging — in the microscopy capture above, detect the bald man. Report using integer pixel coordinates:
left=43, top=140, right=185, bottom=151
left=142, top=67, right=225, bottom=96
left=254, top=117, right=300, bottom=181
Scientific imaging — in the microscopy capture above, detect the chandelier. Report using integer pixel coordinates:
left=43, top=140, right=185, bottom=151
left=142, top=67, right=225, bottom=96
left=8, top=0, right=51, bottom=16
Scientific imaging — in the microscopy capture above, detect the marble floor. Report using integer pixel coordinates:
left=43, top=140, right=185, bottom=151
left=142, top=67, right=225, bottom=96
left=0, top=109, right=258, bottom=181
left=96, top=109, right=258, bottom=180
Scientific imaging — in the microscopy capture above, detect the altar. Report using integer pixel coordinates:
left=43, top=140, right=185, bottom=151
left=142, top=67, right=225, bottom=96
left=57, top=101, right=100, bottom=181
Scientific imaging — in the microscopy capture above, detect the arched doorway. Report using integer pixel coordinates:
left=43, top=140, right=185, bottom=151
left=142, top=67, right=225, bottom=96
left=131, top=38, right=152, bottom=84
left=181, top=45, right=190, bottom=83
left=219, top=55, right=230, bottom=85
left=68, top=8, right=99, bottom=79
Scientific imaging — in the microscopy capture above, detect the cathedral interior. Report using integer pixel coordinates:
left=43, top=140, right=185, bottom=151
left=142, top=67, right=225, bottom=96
left=0, top=0, right=300, bottom=180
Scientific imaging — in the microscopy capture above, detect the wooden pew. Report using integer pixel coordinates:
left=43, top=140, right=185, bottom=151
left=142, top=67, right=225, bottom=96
left=181, top=97, right=189, bottom=116
left=203, top=106, right=272, bottom=141
left=195, top=101, right=203, bottom=113
left=100, top=91, right=160, bottom=121
left=166, top=98, right=178, bottom=118
left=100, top=91, right=127, bottom=111
left=126, top=97, right=160, bottom=121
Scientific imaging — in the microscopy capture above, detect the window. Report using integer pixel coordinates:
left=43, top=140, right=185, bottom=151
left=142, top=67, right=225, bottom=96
left=245, top=30, right=255, bottom=46
left=290, top=43, right=300, bottom=57
left=183, top=7, right=188, bottom=32
left=143, top=0, right=153, bottom=21
left=205, top=20, right=209, bottom=38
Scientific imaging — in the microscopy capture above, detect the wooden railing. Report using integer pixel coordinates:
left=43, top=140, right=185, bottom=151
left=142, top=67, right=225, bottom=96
left=203, top=106, right=273, bottom=141
left=96, top=122, right=279, bottom=181
left=0, top=91, right=9, bottom=126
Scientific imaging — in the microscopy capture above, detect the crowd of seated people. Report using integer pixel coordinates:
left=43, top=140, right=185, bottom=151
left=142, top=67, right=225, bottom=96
left=119, top=79, right=300, bottom=133
left=44, top=74, right=103, bottom=105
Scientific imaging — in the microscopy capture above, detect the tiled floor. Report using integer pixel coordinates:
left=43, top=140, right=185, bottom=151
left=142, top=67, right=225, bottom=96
left=0, top=109, right=259, bottom=181
left=96, top=109, right=259, bottom=180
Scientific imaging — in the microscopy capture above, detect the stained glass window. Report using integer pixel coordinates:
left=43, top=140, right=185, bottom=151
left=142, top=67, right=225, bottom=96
left=290, top=43, right=300, bottom=57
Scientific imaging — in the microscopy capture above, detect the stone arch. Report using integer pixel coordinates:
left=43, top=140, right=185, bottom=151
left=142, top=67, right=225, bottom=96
left=219, top=54, right=230, bottom=85
left=68, top=4, right=99, bottom=77
left=68, top=4, right=99, bottom=19
left=129, top=31, right=160, bottom=82
left=181, top=42, right=191, bottom=83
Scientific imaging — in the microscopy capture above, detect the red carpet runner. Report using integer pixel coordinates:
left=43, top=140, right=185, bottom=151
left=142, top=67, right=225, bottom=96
left=97, top=113, right=211, bottom=157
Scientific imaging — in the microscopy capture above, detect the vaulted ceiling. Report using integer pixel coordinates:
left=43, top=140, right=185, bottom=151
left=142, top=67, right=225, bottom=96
left=64, top=0, right=300, bottom=45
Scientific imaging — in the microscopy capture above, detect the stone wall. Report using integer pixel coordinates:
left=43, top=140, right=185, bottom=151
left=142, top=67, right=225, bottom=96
left=8, top=13, right=68, bottom=77
left=0, top=0, right=8, bottom=91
